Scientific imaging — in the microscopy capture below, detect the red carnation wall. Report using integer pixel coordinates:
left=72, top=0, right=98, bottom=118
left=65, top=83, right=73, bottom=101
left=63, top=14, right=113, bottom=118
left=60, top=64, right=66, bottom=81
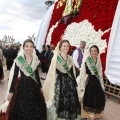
left=45, top=0, right=118, bottom=72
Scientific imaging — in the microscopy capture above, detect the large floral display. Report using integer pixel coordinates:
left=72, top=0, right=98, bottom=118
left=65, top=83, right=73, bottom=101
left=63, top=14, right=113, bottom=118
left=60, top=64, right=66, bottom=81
left=45, top=0, right=118, bottom=72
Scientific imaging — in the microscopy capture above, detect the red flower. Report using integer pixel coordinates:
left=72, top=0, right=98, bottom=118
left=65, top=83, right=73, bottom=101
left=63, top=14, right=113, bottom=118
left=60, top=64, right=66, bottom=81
left=45, top=0, right=119, bottom=73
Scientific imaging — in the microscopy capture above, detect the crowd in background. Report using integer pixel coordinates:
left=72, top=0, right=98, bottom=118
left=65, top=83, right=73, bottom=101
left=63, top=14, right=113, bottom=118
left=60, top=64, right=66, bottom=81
left=0, top=41, right=86, bottom=81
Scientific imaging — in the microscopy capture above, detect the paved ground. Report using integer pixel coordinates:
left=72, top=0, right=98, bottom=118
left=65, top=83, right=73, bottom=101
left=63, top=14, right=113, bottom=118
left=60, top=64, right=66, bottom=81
left=0, top=68, right=120, bottom=120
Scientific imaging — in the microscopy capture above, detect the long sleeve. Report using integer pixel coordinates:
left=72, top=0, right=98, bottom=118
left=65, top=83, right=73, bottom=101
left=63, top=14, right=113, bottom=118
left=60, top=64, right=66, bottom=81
left=35, top=66, right=42, bottom=88
left=9, top=63, right=19, bottom=93
left=70, top=66, right=77, bottom=87
left=72, top=50, right=79, bottom=68
left=85, top=63, right=92, bottom=75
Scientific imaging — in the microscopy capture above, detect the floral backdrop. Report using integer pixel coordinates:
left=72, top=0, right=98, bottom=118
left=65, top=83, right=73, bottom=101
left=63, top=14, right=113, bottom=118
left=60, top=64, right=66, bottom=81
left=45, top=0, right=118, bottom=73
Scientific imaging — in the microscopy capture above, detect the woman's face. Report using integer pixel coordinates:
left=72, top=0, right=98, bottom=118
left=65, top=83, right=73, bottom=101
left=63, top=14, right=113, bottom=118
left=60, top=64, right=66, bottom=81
left=90, top=47, right=98, bottom=58
left=60, top=42, right=69, bottom=53
left=24, top=42, right=34, bottom=54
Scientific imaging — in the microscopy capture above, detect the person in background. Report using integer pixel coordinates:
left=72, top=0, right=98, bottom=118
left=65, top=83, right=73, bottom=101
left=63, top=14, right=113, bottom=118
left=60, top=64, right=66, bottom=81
left=40, top=45, right=46, bottom=80
left=45, top=45, right=51, bottom=73
left=72, top=41, right=86, bottom=77
left=34, top=46, right=40, bottom=60
left=0, top=48, right=4, bottom=81
left=50, top=44, right=55, bottom=51
left=43, top=40, right=81, bottom=120
left=3, top=46, right=9, bottom=58
left=46, top=44, right=55, bottom=72
left=6, top=44, right=17, bottom=70
left=69, top=47, right=76, bottom=56
left=77, top=45, right=105, bottom=120
left=2, top=47, right=7, bottom=58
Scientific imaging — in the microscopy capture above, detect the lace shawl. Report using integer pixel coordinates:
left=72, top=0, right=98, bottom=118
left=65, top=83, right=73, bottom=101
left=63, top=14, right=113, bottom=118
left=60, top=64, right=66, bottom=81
left=56, top=54, right=73, bottom=73
left=43, top=54, right=76, bottom=108
left=15, top=55, right=39, bottom=77
left=0, top=47, right=39, bottom=113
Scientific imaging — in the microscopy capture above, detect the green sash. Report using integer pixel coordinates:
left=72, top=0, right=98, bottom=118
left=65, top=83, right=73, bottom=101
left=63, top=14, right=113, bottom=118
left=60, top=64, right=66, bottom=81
left=87, top=56, right=100, bottom=79
left=17, top=56, right=37, bottom=83
left=57, top=56, right=72, bottom=79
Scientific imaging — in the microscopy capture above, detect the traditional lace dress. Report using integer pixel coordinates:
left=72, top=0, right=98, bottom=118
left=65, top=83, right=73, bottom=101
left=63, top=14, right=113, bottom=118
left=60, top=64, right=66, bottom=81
left=47, top=55, right=81, bottom=120
left=81, top=63, right=105, bottom=119
left=6, top=63, right=46, bottom=120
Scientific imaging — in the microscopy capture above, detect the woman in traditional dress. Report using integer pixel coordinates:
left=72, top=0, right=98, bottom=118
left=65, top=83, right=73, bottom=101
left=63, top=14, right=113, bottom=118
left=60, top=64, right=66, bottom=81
left=0, top=48, right=4, bottom=81
left=1, top=39, right=46, bottom=120
left=77, top=45, right=105, bottom=120
left=43, top=40, right=81, bottom=120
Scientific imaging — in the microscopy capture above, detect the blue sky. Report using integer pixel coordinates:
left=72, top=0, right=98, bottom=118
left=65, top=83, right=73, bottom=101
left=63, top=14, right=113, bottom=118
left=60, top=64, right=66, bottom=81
left=0, top=0, right=46, bottom=43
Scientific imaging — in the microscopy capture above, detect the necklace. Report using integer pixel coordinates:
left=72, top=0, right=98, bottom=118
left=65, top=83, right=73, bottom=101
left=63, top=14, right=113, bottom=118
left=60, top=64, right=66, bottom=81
left=59, top=53, right=68, bottom=62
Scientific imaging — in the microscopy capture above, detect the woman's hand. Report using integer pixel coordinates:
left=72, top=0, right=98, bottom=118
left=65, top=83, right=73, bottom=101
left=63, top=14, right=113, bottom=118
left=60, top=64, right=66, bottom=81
left=7, top=93, right=13, bottom=101
left=78, top=67, right=80, bottom=71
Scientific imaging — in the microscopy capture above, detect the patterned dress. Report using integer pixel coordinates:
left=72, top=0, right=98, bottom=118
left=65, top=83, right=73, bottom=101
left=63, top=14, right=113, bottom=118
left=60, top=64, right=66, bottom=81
left=7, top=63, right=46, bottom=120
left=81, top=63, right=105, bottom=119
left=47, top=55, right=81, bottom=120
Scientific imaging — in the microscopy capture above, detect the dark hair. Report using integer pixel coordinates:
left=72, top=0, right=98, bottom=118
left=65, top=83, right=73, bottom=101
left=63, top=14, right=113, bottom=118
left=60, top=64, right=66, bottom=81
left=80, top=41, right=86, bottom=44
left=42, top=45, right=46, bottom=49
left=59, top=40, right=70, bottom=49
left=23, top=39, right=34, bottom=48
left=46, top=45, right=50, bottom=49
left=89, top=45, right=99, bottom=53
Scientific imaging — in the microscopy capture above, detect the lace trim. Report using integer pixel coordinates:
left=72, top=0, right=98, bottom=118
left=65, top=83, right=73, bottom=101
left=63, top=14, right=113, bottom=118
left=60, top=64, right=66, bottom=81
left=56, top=55, right=73, bottom=73
left=15, top=54, right=40, bottom=76
left=54, top=74, right=80, bottom=119
left=86, top=58, right=98, bottom=76
left=83, top=107, right=104, bottom=114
